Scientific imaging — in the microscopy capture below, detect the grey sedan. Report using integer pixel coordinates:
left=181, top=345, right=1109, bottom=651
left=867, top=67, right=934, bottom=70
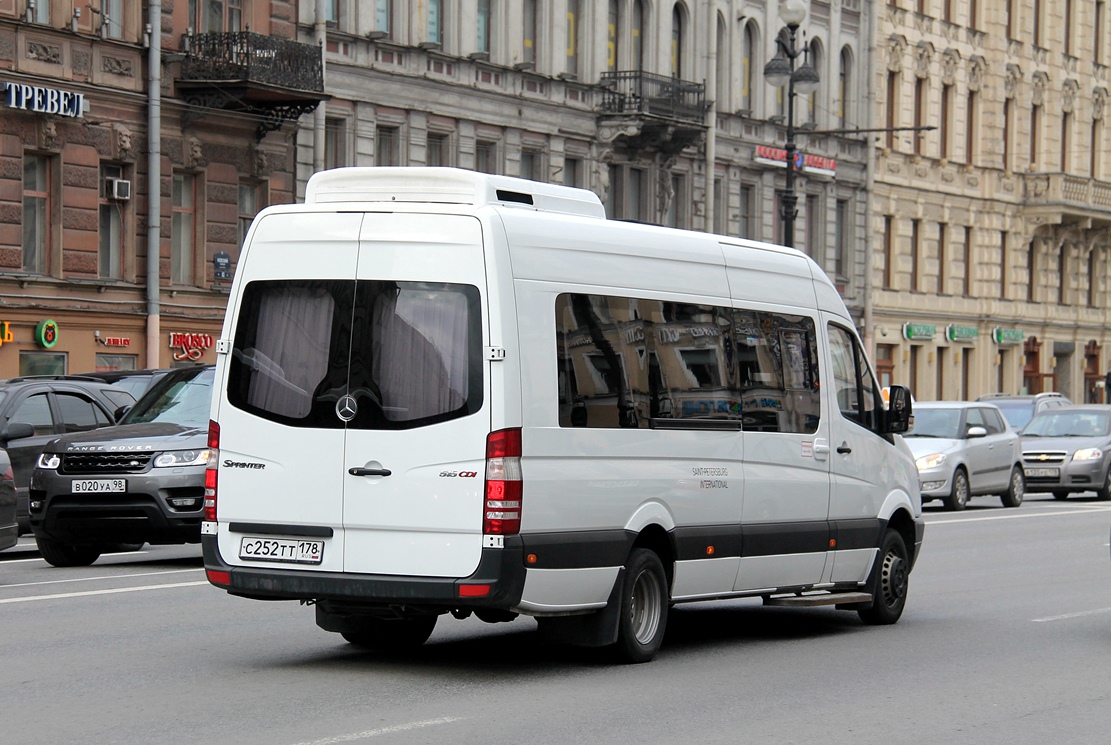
left=904, top=401, right=1025, bottom=510
left=1021, top=405, right=1111, bottom=501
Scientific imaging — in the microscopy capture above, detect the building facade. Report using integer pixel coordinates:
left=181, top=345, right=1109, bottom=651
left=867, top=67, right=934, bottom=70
left=872, top=0, right=1111, bottom=401
left=0, top=0, right=323, bottom=377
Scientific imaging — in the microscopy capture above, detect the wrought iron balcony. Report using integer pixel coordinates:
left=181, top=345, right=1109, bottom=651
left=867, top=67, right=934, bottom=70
left=599, top=70, right=708, bottom=123
left=176, top=32, right=328, bottom=140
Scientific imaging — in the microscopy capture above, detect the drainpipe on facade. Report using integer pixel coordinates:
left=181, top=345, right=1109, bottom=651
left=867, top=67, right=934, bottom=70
left=146, top=0, right=162, bottom=368
left=703, top=5, right=717, bottom=233
left=862, top=0, right=877, bottom=359
left=313, top=0, right=326, bottom=177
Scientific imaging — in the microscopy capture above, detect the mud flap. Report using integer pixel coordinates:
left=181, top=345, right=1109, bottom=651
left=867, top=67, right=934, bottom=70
left=534, top=568, right=625, bottom=648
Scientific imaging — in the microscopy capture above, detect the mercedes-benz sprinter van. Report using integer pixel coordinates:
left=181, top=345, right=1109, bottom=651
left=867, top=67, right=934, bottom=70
left=203, top=167, right=922, bottom=663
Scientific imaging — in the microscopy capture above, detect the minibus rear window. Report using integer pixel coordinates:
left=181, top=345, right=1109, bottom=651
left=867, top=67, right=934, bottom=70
left=228, top=279, right=482, bottom=429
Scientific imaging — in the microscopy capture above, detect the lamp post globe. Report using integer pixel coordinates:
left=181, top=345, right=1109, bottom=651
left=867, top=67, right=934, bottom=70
left=780, top=0, right=808, bottom=27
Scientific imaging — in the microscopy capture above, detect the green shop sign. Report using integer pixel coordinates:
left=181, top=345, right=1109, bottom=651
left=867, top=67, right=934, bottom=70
left=946, top=324, right=979, bottom=342
left=992, top=327, right=1024, bottom=345
left=34, top=319, right=58, bottom=348
left=902, top=322, right=937, bottom=340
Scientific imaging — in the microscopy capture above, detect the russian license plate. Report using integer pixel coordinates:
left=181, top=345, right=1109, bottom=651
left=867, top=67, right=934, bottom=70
left=238, top=536, right=324, bottom=565
left=72, top=479, right=126, bottom=493
left=1026, top=467, right=1060, bottom=478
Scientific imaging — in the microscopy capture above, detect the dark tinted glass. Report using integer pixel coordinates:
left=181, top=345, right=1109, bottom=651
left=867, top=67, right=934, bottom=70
left=123, top=367, right=214, bottom=428
left=56, top=393, right=109, bottom=433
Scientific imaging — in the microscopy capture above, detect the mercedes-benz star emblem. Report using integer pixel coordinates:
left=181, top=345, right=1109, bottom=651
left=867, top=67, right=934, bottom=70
left=336, top=395, right=358, bottom=422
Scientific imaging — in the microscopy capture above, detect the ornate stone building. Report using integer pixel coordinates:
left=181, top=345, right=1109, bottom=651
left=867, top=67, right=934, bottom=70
left=871, top=0, right=1111, bottom=401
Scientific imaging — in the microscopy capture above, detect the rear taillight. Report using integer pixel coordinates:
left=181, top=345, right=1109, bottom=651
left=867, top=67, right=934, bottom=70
left=204, top=420, right=220, bottom=521
left=484, top=428, right=522, bottom=535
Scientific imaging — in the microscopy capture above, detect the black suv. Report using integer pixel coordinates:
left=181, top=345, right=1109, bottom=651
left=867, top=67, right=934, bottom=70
left=976, top=392, right=1073, bottom=432
left=29, top=365, right=213, bottom=567
left=74, top=368, right=173, bottom=402
left=0, top=377, right=136, bottom=534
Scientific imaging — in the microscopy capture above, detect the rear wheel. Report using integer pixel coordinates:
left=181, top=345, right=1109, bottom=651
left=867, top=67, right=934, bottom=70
left=36, top=535, right=101, bottom=567
left=858, top=529, right=909, bottom=626
left=1000, top=467, right=1025, bottom=508
left=340, top=615, right=437, bottom=650
left=945, top=468, right=970, bottom=511
left=610, top=548, right=669, bottom=664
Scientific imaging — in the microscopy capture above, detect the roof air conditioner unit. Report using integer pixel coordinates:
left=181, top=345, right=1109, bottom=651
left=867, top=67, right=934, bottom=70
left=106, top=178, right=131, bottom=201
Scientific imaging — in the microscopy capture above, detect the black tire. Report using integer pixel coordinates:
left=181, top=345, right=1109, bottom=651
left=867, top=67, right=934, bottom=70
left=1000, top=467, right=1025, bottom=508
left=858, top=528, right=910, bottom=626
left=944, top=468, right=970, bottom=511
left=36, top=535, right=101, bottom=567
left=340, top=615, right=437, bottom=650
left=610, top=548, right=669, bottom=664
left=1096, top=470, right=1111, bottom=501
left=1052, top=490, right=1070, bottom=501
left=108, top=543, right=145, bottom=553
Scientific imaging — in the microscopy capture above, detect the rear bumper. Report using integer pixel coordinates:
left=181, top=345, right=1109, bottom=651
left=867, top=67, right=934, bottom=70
left=203, top=534, right=527, bottom=610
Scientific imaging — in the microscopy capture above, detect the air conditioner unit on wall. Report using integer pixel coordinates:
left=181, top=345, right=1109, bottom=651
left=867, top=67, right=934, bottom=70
left=106, top=178, right=131, bottom=201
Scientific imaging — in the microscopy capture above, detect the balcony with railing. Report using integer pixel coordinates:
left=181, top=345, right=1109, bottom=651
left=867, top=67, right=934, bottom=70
left=597, top=70, right=708, bottom=157
left=176, top=32, right=328, bottom=139
left=1023, top=173, right=1111, bottom=225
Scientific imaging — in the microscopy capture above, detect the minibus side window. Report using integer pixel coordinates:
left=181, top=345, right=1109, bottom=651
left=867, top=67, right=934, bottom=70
left=731, top=309, right=821, bottom=434
left=828, top=323, right=883, bottom=431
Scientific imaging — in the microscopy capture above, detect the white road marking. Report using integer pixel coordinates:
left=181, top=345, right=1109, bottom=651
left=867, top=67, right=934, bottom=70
left=287, top=718, right=464, bottom=745
left=1032, top=607, right=1111, bottom=622
left=927, top=506, right=1111, bottom=525
left=0, top=580, right=209, bottom=604
left=1, top=550, right=151, bottom=564
left=2, top=567, right=201, bottom=589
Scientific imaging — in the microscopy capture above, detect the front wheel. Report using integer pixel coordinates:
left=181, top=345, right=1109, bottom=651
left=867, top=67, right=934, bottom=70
left=1000, top=467, right=1025, bottom=508
left=36, top=535, right=101, bottom=567
left=340, top=615, right=438, bottom=650
left=945, top=468, right=970, bottom=511
left=858, top=528, right=910, bottom=626
left=610, top=548, right=669, bottom=664
left=1096, top=469, right=1111, bottom=501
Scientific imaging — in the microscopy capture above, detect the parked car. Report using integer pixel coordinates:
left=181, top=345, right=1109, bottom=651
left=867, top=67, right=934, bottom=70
left=904, top=401, right=1025, bottom=510
left=74, top=368, right=174, bottom=402
left=1020, top=405, right=1111, bottom=500
left=0, top=450, right=16, bottom=551
left=976, top=392, right=1073, bottom=432
left=28, top=365, right=215, bottom=567
left=0, top=376, right=136, bottom=535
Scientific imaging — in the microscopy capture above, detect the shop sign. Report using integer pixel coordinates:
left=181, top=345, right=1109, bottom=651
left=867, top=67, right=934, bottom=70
left=4, top=82, right=86, bottom=118
left=754, top=145, right=837, bottom=176
left=35, top=319, right=59, bottom=348
left=946, top=324, right=978, bottom=343
left=170, top=332, right=214, bottom=361
left=992, top=327, right=1024, bottom=345
left=102, top=337, right=131, bottom=347
left=213, top=252, right=232, bottom=281
left=902, top=322, right=937, bottom=341
left=0, top=321, right=12, bottom=347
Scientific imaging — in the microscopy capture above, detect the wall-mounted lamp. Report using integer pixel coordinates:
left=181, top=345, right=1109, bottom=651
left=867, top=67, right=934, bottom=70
left=25, top=0, right=36, bottom=24
left=71, top=7, right=80, bottom=32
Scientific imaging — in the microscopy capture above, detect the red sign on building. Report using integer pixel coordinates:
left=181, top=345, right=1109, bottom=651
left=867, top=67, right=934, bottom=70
left=170, top=332, right=214, bottom=362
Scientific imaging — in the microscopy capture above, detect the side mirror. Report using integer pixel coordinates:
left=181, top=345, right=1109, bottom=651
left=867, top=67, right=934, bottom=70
left=966, top=426, right=988, bottom=439
left=2, top=421, right=36, bottom=442
left=113, top=405, right=132, bottom=422
left=883, top=385, right=913, bottom=434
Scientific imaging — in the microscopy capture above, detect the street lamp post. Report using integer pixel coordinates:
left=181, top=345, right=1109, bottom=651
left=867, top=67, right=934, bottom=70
left=763, top=0, right=819, bottom=249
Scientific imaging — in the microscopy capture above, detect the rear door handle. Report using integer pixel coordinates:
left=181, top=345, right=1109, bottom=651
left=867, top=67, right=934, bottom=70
left=836, top=443, right=853, bottom=454
left=348, top=467, right=392, bottom=477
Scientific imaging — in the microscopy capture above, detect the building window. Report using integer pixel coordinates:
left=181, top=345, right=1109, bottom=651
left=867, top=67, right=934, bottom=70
left=238, top=182, right=261, bottom=251
left=999, top=230, right=1008, bottom=300
left=740, top=24, right=756, bottom=113
left=838, top=47, right=853, bottom=129
left=834, top=198, right=850, bottom=278
left=940, top=84, right=952, bottom=159
left=104, top=0, right=124, bottom=39
left=190, top=0, right=242, bottom=32
left=670, top=6, right=683, bottom=78
left=1092, top=119, right=1103, bottom=179
left=1097, top=0, right=1106, bottom=65
left=325, top=0, right=339, bottom=26
left=1064, top=0, right=1073, bottom=54
left=883, top=216, right=894, bottom=289
left=521, top=150, right=543, bottom=181
left=475, top=140, right=498, bottom=173
left=1061, top=112, right=1072, bottom=173
left=668, top=174, right=687, bottom=229
left=171, top=172, right=196, bottom=285
left=712, top=177, right=723, bottom=233
left=325, top=118, right=347, bottom=169
left=607, top=0, right=619, bottom=72
left=739, top=185, right=755, bottom=240
left=805, top=194, right=821, bottom=258
left=477, top=0, right=490, bottom=53
left=1006, top=0, right=1014, bottom=38
left=428, top=0, right=444, bottom=45
left=96, top=353, right=137, bottom=372
left=910, top=219, right=920, bottom=292
left=885, top=72, right=898, bottom=150
left=523, top=0, right=537, bottom=65
left=1088, top=250, right=1097, bottom=307
left=23, top=154, right=50, bottom=275
left=632, top=0, right=645, bottom=70
left=807, top=41, right=822, bottom=125
left=31, top=0, right=50, bottom=24
left=375, top=0, right=392, bottom=34
left=610, top=166, right=646, bottom=222
left=376, top=126, right=399, bottom=166
left=427, top=133, right=450, bottom=166
left=963, top=226, right=973, bottom=297
left=1033, top=0, right=1042, bottom=45
left=1028, top=240, right=1038, bottom=302
left=1058, top=248, right=1068, bottom=305
left=20, top=351, right=65, bottom=376
left=966, top=91, right=978, bottom=165
left=937, top=222, right=948, bottom=295
left=99, top=164, right=124, bottom=279
left=913, top=78, right=926, bottom=156
left=1003, top=98, right=1013, bottom=171
left=1030, top=104, right=1041, bottom=168
left=564, top=157, right=582, bottom=187
left=936, top=347, right=945, bottom=399
left=943, top=0, right=952, bottom=22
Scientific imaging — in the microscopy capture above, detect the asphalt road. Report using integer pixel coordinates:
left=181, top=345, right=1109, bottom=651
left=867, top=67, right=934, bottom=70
left=3, top=492, right=1110, bottom=745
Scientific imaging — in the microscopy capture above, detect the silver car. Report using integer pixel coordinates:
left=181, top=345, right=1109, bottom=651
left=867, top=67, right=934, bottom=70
left=904, top=401, right=1025, bottom=510
left=1020, top=405, right=1111, bottom=501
